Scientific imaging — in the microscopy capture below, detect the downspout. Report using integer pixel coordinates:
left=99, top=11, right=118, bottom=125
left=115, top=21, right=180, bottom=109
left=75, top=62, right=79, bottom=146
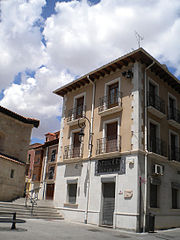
left=42, top=146, right=49, bottom=200
left=143, top=61, right=155, bottom=232
left=84, top=75, right=96, bottom=224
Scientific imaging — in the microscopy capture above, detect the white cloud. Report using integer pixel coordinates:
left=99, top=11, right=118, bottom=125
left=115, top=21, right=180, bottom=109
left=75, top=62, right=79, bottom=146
left=0, top=0, right=180, bottom=141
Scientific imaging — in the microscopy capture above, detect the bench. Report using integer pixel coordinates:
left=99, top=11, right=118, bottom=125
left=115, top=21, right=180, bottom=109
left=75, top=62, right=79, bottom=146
left=0, top=212, right=26, bottom=230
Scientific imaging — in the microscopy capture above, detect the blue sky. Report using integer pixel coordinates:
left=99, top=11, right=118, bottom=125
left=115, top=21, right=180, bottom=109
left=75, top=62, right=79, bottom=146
left=0, top=0, right=180, bottom=145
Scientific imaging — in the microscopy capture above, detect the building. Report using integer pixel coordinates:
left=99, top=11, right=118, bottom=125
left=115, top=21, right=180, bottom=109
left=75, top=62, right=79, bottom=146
left=25, top=143, right=43, bottom=194
left=26, top=131, right=60, bottom=200
left=53, top=48, right=180, bottom=232
left=0, top=105, right=39, bottom=201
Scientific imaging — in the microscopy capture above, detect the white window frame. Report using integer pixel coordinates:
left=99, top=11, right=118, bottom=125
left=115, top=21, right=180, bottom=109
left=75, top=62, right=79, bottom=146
left=102, top=117, right=121, bottom=153
left=66, top=179, right=78, bottom=204
left=148, top=78, right=159, bottom=95
left=168, top=92, right=177, bottom=109
left=148, top=118, right=160, bottom=139
left=104, top=77, right=121, bottom=110
left=69, top=128, right=83, bottom=159
left=72, top=92, right=86, bottom=120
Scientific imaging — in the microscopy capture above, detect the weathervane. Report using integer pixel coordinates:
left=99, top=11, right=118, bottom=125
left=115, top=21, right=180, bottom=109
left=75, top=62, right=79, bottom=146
left=135, top=31, right=144, bottom=48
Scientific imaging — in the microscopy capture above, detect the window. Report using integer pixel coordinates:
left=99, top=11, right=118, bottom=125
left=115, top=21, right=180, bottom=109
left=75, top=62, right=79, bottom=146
left=32, top=174, right=36, bottom=181
left=48, top=166, right=55, bottom=180
left=169, top=96, right=176, bottom=119
left=172, top=188, right=178, bottom=209
left=106, top=122, right=118, bottom=153
left=72, top=132, right=81, bottom=158
left=68, top=183, right=77, bottom=204
left=28, top=154, right=31, bottom=163
left=10, top=169, right=14, bottom=178
left=50, top=149, right=56, bottom=162
left=108, top=82, right=119, bottom=108
left=75, top=96, right=84, bottom=119
left=170, top=132, right=178, bottom=160
left=150, top=183, right=158, bottom=208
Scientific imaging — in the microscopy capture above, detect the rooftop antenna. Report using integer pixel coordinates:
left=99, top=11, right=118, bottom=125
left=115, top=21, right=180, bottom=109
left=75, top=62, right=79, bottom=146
left=135, top=31, right=144, bottom=48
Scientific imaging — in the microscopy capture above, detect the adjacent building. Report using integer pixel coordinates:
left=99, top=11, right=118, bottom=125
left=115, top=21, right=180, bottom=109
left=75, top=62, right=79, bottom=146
left=26, top=131, right=59, bottom=200
left=0, top=105, right=39, bottom=201
left=53, top=48, right=180, bottom=231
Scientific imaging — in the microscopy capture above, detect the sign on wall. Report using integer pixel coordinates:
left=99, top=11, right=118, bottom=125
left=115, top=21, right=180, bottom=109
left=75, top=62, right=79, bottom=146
left=95, top=157, right=126, bottom=175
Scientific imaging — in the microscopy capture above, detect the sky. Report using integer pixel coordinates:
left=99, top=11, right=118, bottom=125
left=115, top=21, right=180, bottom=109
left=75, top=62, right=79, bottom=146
left=0, top=0, right=180, bottom=144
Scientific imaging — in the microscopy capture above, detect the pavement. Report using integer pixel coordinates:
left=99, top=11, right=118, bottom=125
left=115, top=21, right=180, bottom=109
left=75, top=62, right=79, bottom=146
left=0, top=219, right=180, bottom=240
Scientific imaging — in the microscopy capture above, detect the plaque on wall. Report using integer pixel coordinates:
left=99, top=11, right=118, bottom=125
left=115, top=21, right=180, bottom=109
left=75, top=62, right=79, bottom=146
left=95, top=157, right=126, bottom=175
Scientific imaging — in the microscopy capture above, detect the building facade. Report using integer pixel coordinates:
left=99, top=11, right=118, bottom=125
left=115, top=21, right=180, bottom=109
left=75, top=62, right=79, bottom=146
left=39, top=131, right=59, bottom=200
left=26, top=131, right=60, bottom=200
left=54, top=48, right=180, bottom=231
left=0, top=105, right=39, bottom=201
left=25, top=143, right=42, bottom=194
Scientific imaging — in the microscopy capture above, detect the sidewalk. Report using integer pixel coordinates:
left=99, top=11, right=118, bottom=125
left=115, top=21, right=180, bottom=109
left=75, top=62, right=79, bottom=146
left=0, top=219, right=180, bottom=240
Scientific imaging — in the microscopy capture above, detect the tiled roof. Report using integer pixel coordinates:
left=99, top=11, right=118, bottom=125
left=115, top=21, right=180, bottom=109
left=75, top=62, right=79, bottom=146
left=0, top=105, right=39, bottom=128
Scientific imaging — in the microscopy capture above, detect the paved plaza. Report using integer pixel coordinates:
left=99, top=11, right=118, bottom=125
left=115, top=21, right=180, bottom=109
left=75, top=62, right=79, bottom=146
left=0, top=219, right=180, bottom=240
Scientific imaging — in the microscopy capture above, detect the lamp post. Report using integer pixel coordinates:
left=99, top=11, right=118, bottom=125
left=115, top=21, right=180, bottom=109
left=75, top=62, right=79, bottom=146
left=78, top=116, right=93, bottom=157
left=78, top=116, right=93, bottom=224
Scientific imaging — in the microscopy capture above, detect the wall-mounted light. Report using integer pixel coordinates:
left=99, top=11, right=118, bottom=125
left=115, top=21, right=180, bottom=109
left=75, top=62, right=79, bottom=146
left=78, top=128, right=85, bottom=143
left=122, top=70, right=133, bottom=79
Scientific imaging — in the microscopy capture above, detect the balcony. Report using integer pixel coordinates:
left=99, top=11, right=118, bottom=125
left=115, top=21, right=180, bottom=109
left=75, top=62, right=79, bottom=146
left=169, top=146, right=180, bottom=163
left=98, top=92, right=122, bottom=117
left=96, top=136, right=121, bottom=155
left=168, top=108, right=180, bottom=129
left=63, top=144, right=83, bottom=160
left=148, top=136, right=167, bottom=157
left=147, top=92, right=166, bottom=118
left=67, top=105, right=86, bottom=126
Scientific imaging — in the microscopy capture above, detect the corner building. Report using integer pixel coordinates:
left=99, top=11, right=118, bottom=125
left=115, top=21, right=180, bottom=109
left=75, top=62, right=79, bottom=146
left=54, top=48, right=180, bottom=231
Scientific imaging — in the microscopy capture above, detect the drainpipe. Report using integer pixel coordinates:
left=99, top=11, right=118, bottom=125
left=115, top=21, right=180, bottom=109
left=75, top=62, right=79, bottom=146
left=84, top=75, right=96, bottom=224
left=143, top=61, right=155, bottom=232
left=42, top=146, right=49, bottom=200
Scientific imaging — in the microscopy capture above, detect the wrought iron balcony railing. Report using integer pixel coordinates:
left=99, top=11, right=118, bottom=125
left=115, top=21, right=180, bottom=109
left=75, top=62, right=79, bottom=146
left=67, top=105, right=86, bottom=122
left=63, top=144, right=83, bottom=159
left=148, top=136, right=167, bottom=157
left=147, top=92, right=165, bottom=114
left=98, top=92, right=122, bottom=113
left=169, top=146, right=180, bottom=162
left=168, top=107, right=180, bottom=124
left=96, top=136, right=121, bottom=155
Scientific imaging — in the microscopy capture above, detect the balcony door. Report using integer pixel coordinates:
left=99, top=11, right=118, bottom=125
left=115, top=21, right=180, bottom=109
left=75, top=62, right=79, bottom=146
left=108, top=82, right=118, bottom=109
left=170, top=133, right=177, bottom=160
left=169, top=97, right=176, bottom=119
left=72, top=132, right=81, bottom=158
left=150, top=122, right=157, bottom=153
left=76, top=96, right=84, bottom=119
left=106, top=122, right=117, bottom=153
left=149, top=82, right=156, bottom=106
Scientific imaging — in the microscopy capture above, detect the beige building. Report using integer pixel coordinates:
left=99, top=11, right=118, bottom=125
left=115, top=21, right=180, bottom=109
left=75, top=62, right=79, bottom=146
left=0, top=105, right=39, bottom=201
left=54, top=48, right=180, bottom=231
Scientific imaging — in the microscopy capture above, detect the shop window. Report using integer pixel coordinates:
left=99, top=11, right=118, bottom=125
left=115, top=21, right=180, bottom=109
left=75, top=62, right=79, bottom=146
left=68, top=183, right=77, bottom=204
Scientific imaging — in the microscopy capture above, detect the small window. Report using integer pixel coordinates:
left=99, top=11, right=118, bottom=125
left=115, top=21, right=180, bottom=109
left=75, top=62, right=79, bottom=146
left=68, top=183, right=77, bottom=204
left=150, top=183, right=158, bottom=208
left=172, top=188, right=178, bottom=209
left=32, top=174, right=36, bottom=181
left=48, top=166, right=55, bottom=180
left=10, top=169, right=14, bottom=178
left=50, top=150, right=56, bottom=162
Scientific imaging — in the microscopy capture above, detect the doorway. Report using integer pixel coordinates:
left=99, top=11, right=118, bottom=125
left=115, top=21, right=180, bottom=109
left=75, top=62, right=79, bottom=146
left=46, top=184, right=54, bottom=200
left=102, top=182, right=115, bottom=226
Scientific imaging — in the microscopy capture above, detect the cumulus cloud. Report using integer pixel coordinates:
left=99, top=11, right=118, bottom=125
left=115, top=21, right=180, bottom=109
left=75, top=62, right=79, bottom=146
left=0, top=0, right=180, bottom=141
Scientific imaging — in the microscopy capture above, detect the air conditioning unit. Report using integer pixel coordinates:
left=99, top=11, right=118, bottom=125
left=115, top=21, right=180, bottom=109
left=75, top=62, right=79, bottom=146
left=153, top=164, right=164, bottom=175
